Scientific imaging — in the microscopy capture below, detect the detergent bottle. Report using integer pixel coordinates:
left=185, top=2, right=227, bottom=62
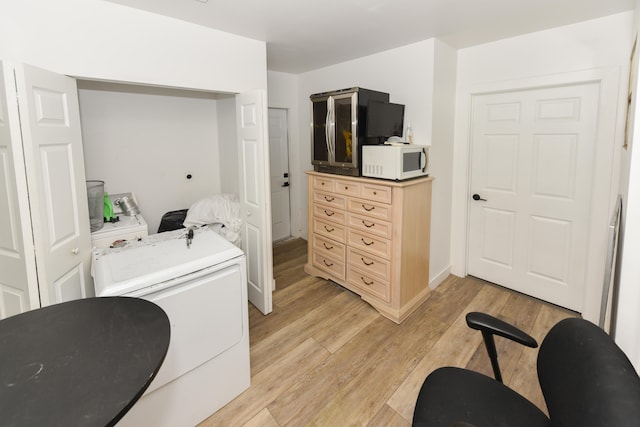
left=104, top=193, right=115, bottom=222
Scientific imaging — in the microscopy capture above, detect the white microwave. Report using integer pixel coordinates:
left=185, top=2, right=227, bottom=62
left=361, top=144, right=429, bottom=180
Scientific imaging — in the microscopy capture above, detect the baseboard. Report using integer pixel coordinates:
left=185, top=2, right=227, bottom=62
left=429, top=265, right=453, bottom=290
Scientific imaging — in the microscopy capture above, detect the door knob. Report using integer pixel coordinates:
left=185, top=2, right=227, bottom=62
left=472, top=194, right=487, bottom=201
left=282, top=182, right=290, bottom=187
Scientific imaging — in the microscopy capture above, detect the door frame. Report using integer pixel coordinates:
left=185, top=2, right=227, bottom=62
left=451, top=66, right=625, bottom=323
left=268, top=107, right=292, bottom=241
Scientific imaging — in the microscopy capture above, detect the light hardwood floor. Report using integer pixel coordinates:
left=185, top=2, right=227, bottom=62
left=199, top=238, right=576, bottom=426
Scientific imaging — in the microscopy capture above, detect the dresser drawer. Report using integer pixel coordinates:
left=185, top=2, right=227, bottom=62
left=313, top=251, right=346, bottom=280
left=313, top=217, right=346, bottom=243
left=314, top=204, right=346, bottom=225
left=348, top=247, right=391, bottom=282
left=313, top=234, right=346, bottom=261
left=335, top=180, right=361, bottom=197
left=347, top=265, right=391, bottom=303
left=347, top=230, right=391, bottom=259
left=361, top=182, right=392, bottom=204
left=314, top=190, right=346, bottom=210
left=313, top=175, right=335, bottom=192
left=347, top=198, right=393, bottom=222
left=347, top=213, right=392, bottom=239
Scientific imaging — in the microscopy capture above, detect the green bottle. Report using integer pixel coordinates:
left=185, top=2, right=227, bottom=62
left=104, top=193, right=115, bottom=222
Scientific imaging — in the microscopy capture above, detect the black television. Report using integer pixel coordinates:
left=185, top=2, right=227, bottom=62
left=365, top=101, right=405, bottom=140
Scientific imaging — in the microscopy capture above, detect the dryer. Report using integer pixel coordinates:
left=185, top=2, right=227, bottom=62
left=92, top=227, right=250, bottom=426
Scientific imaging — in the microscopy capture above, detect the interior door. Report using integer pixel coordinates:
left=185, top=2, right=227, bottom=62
left=15, top=63, right=93, bottom=306
left=268, top=108, right=291, bottom=242
left=0, top=63, right=40, bottom=318
left=468, top=83, right=599, bottom=311
left=236, top=90, right=273, bottom=314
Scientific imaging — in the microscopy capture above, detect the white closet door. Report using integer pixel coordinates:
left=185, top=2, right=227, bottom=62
left=15, top=63, right=93, bottom=306
left=0, top=62, right=40, bottom=318
left=236, top=90, right=273, bottom=314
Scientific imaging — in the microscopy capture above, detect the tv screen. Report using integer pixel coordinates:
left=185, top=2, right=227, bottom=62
left=366, top=101, right=405, bottom=139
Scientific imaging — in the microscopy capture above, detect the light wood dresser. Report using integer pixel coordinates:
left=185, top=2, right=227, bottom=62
left=304, top=171, right=433, bottom=323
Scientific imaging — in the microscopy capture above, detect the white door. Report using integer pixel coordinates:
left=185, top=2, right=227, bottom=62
left=14, top=63, right=93, bottom=306
left=468, top=83, right=599, bottom=312
left=236, top=90, right=273, bottom=314
left=268, top=108, right=291, bottom=241
left=0, top=63, right=40, bottom=318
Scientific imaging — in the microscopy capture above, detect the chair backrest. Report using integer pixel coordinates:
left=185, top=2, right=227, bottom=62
left=537, top=318, right=640, bottom=427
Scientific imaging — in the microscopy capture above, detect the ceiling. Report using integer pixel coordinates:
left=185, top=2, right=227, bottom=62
left=107, top=0, right=635, bottom=74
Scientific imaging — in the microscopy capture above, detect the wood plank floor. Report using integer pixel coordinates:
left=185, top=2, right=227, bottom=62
left=199, top=238, right=576, bottom=426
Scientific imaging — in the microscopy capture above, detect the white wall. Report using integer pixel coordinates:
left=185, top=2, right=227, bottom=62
left=0, top=0, right=267, bottom=93
left=267, top=71, right=303, bottom=237
left=217, top=96, right=241, bottom=196
left=298, top=39, right=437, bottom=148
left=430, top=40, right=458, bottom=286
left=1, top=0, right=269, bottom=237
left=615, top=0, right=640, bottom=371
left=452, top=12, right=633, bottom=322
left=78, top=82, right=222, bottom=234
left=295, top=39, right=459, bottom=284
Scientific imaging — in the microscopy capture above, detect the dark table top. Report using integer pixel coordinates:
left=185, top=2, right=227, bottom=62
left=0, top=297, right=170, bottom=427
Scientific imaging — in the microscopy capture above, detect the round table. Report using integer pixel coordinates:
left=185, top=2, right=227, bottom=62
left=0, top=297, right=170, bottom=427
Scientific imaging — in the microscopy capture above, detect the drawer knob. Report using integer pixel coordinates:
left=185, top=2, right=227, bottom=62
left=345, top=186, right=348, bottom=190
left=361, top=257, right=374, bottom=266
left=373, top=191, right=377, bottom=195
left=323, top=243, right=334, bottom=250
left=324, top=210, right=334, bottom=217
left=361, top=277, right=374, bottom=286
left=361, top=238, right=374, bottom=246
left=324, top=225, right=335, bottom=232
left=323, top=259, right=334, bottom=267
left=362, top=204, right=375, bottom=212
left=362, top=220, right=375, bottom=228
left=324, top=196, right=334, bottom=202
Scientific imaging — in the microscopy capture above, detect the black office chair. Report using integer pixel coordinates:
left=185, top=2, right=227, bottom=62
left=413, top=312, right=640, bottom=427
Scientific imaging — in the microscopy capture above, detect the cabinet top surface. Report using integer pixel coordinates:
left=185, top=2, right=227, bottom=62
left=305, top=171, right=434, bottom=187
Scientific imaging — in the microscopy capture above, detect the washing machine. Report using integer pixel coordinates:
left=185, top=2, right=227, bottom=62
left=90, top=214, right=148, bottom=249
left=92, top=226, right=250, bottom=426
left=90, top=193, right=148, bottom=249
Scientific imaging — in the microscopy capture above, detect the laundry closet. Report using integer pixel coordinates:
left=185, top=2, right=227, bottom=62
left=77, top=80, right=240, bottom=236
left=0, top=0, right=274, bottom=318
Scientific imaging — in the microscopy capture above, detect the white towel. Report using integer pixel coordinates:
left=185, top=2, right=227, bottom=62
left=183, top=194, right=241, bottom=246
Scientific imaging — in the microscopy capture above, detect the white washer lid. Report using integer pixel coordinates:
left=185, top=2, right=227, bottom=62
left=92, top=228, right=244, bottom=297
